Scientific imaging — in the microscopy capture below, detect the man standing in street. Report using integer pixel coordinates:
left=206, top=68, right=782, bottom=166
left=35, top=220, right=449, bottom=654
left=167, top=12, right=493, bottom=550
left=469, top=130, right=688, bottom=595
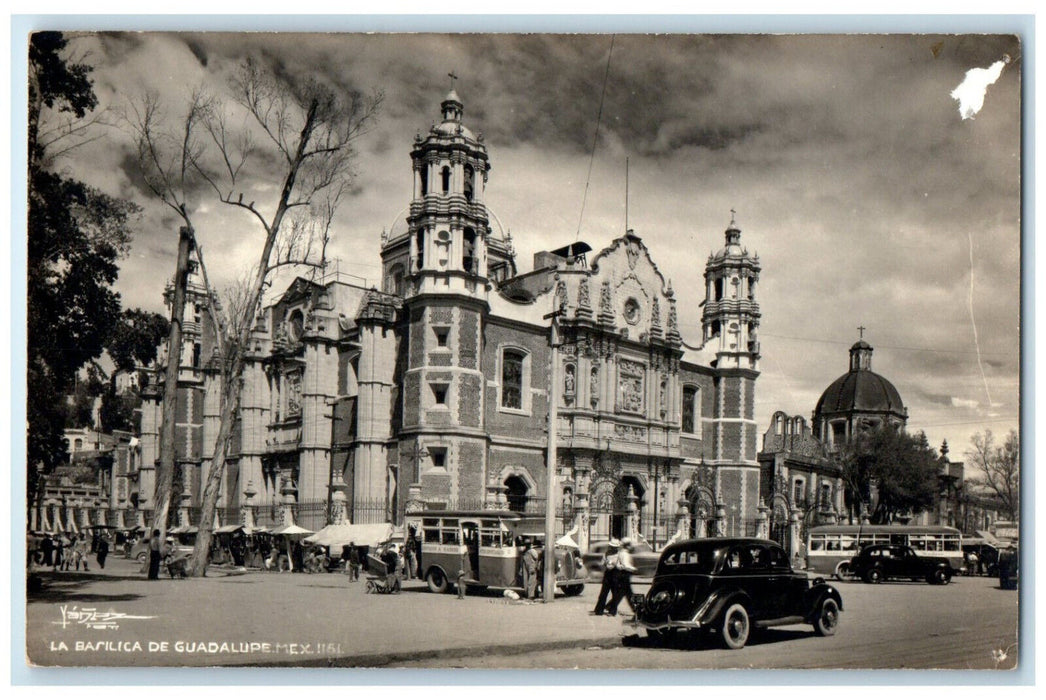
left=591, top=539, right=620, bottom=616
left=147, top=529, right=162, bottom=580
left=96, top=533, right=109, bottom=570
left=522, top=540, right=542, bottom=600
left=607, top=538, right=637, bottom=616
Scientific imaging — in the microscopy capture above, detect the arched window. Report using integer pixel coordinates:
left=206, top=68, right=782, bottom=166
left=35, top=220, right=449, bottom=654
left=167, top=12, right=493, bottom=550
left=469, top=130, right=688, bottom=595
left=505, top=475, right=529, bottom=512
left=463, top=228, right=476, bottom=273
left=387, top=263, right=406, bottom=296
left=714, top=278, right=723, bottom=301
left=74, top=438, right=83, bottom=450
left=419, top=166, right=428, bottom=196
left=501, top=349, right=525, bottom=410
left=441, top=166, right=451, bottom=193
left=464, top=164, right=475, bottom=201
left=682, top=385, right=699, bottom=434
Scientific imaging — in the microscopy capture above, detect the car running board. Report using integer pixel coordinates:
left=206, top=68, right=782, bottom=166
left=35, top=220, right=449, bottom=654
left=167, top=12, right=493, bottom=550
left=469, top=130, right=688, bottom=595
left=753, top=615, right=806, bottom=628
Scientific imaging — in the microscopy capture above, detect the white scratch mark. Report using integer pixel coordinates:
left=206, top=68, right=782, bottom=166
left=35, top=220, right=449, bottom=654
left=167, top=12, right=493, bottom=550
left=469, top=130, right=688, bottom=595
left=951, top=55, right=1011, bottom=120
left=967, top=231, right=994, bottom=408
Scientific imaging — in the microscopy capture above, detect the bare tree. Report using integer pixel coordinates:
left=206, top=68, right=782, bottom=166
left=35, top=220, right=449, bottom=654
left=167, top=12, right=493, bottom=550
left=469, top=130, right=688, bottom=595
left=129, top=58, right=381, bottom=575
left=125, top=91, right=213, bottom=540
left=966, top=429, right=1020, bottom=522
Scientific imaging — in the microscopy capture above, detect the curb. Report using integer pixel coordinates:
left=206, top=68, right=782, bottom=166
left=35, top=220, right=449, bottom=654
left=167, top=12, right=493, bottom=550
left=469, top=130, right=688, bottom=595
left=238, top=634, right=626, bottom=668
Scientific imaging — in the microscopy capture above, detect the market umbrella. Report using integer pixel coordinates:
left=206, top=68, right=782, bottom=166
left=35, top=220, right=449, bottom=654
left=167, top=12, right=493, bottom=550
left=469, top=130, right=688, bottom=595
left=270, top=524, right=314, bottom=572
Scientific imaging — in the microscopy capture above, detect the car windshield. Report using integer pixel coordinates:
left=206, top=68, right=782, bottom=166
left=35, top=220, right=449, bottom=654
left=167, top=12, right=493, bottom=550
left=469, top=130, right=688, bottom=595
left=657, top=544, right=716, bottom=574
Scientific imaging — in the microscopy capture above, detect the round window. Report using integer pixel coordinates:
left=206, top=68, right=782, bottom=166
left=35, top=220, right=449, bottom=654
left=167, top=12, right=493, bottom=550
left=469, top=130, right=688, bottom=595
left=624, top=298, right=641, bottom=325
left=287, top=310, right=305, bottom=341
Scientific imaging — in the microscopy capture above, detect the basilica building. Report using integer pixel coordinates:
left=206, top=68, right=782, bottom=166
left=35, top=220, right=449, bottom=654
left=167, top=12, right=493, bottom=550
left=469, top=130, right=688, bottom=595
left=132, top=90, right=766, bottom=550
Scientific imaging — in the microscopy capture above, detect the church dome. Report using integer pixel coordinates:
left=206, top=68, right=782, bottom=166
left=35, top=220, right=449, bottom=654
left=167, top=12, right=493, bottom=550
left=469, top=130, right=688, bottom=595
left=815, top=368, right=905, bottom=415
left=814, top=340, right=905, bottom=416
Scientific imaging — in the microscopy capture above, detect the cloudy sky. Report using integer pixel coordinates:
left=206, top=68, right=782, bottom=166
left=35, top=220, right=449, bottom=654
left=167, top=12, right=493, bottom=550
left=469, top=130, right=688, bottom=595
left=37, top=31, right=1021, bottom=461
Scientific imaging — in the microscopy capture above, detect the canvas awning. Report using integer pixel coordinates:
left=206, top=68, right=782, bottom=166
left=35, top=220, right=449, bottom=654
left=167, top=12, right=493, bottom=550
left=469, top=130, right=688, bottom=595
left=304, top=522, right=394, bottom=549
left=270, top=524, right=314, bottom=538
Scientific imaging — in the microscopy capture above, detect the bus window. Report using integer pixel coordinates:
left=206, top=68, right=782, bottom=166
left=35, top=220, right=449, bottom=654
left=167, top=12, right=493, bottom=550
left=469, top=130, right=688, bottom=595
left=480, top=529, right=502, bottom=547
left=423, top=518, right=440, bottom=528
left=441, top=528, right=460, bottom=545
left=809, top=537, right=825, bottom=552
left=910, top=536, right=926, bottom=551
left=826, top=538, right=841, bottom=551
left=423, top=528, right=439, bottom=543
left=841, top=536, right=857, bottom=551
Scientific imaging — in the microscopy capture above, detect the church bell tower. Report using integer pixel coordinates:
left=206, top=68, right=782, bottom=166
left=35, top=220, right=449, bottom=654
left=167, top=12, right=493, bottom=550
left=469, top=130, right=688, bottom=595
left=702, top=213, right=761, bottom=371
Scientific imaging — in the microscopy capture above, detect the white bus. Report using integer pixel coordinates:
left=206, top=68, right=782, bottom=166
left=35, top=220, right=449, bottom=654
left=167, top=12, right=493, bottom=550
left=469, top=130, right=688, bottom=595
left=806, top=524, right=963, bottom=580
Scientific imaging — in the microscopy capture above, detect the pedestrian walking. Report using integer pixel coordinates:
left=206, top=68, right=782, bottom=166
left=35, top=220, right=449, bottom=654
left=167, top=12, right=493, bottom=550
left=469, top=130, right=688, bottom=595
left=607, top=538, right=637, bottom=616
left=591, top=539, right=620, bottom=615
left=96, top=534, right=109, bottom=569
left=74, top=535, right=90, bottom=571
left=382, top=544, right=401, bottom=593
left=53, top=535, right=65, bottom=572
left=147, top=529, right=162, bottom=580
left=40, top=534, right=54, bottom=568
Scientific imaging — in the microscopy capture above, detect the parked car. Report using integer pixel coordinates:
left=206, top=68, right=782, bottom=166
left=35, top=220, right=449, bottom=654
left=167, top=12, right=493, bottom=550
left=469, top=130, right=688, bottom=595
left=849, top=544, right=956, bottom=585
left=998, top=545, right=1019, bottom=590
left=583, top=538, right=660, bottom=579
left=626, top=538, right=843, bottom=649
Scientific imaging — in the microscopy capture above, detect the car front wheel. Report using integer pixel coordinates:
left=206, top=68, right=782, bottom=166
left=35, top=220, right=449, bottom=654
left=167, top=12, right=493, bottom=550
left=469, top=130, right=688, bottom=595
left=720, top=603, right=751, bottom=650
left=814, top=598, right=840, bottom=636
left=834, top=562, right=851, bottom=581
left=864, top=567, right=884, bottom=584
left=932, top=569, right=951, bottom=585
left=562, top=584, right=585, bottom=596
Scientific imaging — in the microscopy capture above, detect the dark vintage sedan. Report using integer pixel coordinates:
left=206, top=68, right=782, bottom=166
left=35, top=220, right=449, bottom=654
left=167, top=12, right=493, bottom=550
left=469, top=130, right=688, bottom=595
left=626, top=538, right=843, bottom=649
left=849, top=544, right=956, bottom=585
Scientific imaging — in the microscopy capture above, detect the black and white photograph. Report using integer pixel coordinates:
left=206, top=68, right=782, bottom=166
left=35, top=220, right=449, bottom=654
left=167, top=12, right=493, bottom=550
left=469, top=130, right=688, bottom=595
left=19, top=27, right=1023, bottom=673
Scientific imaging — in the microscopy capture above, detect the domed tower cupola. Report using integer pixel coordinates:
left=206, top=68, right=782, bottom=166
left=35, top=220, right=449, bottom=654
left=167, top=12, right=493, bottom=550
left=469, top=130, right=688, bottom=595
left=441, top=89, right=463, bottom=123
left=813, top=333, right=909, bottom=448
left=378, top=86, right=517, bottom=300
left=701, top=211, right=761, bottom=370
left=849, top=339, right=874, bottom=371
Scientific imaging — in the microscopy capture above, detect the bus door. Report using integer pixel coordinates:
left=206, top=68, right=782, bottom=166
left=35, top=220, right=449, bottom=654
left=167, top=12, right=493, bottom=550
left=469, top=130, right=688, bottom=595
left=478, top=518, right=516, bottom=587
left=461, top=520, right=480, bottom=578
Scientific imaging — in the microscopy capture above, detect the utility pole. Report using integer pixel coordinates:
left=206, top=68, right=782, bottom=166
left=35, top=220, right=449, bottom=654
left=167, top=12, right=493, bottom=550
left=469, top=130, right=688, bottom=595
left=153, top=226, right=193, bottom=540
left=543, top=302, right=564, bottom=603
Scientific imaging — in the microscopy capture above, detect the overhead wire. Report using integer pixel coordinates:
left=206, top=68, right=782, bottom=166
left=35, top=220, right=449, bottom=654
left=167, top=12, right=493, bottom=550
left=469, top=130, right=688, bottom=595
left=575, top=35, right=615, bottom=242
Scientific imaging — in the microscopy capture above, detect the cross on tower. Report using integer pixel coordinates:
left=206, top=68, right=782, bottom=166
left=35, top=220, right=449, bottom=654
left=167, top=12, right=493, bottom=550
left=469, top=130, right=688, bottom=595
left=403, top=439, right=430, bottom=483
left=730, top=208, right=737, bottom=226
left=857, top=325, right=866, bottom=339
left=448, top=71, right=459, bottom=91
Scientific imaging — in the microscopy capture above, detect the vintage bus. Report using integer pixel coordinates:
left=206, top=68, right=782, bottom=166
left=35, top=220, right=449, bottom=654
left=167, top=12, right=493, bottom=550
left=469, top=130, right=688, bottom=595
left=806, top=524, right=963, bottom=579
left=403, top=510, right=588, bottom=596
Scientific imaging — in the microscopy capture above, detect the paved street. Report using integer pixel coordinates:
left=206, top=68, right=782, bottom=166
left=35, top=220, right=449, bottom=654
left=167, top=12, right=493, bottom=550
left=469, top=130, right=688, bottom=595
left=26, top=555, right=1019, bottom=670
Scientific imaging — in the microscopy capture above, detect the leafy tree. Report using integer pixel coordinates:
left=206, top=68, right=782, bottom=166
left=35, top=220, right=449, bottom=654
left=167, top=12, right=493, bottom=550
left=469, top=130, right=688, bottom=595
left=838, top=425, right=940, bottom=524
left=27, top=32, right=138, bottom=511
left=966, top=429, right=1019, bottom=521
left=108, top=308, right=170, bottom=372
left=99, top=381, right=139, bottom=434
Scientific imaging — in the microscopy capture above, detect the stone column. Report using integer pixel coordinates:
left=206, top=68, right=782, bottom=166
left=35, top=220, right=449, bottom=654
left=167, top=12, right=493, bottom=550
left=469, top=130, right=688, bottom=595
left=671, top=498, right=691, bottom=545
left=406, top=484, right=426, bottom=515
left=280, top=477, right=297, bottom=526
left=65, top=500, right=78, bottom=533
left=484, top=483, right=503, bottom=510
left=574, top=491, right=591, bottom=553
left=177, top=478, right=192, bottom=529
left=329, top=472, right=349, bottom=525
left=756, top=499, right=771, bottom=539
left=95, top=504, right=108, bottom=527
left=241, top=481, right=257, bottom=529
left=789, top=507, right=803, bottom=561
left=114, top=506, right=126, bottom=530
left=625, top=485, right=640, bottom=542
left=42, top=499, right=55, bottom=532
left=714, top=504, right=727, bottom=538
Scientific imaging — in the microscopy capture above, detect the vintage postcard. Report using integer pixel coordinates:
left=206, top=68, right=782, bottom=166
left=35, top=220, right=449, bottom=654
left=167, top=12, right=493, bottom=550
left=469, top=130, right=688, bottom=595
left=22, top=30, right=1021, bottom=671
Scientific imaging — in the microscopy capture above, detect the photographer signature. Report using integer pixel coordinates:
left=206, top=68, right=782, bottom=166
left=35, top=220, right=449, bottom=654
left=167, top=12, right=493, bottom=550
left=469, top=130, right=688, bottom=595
left=54, top=605, right=155, bottom=631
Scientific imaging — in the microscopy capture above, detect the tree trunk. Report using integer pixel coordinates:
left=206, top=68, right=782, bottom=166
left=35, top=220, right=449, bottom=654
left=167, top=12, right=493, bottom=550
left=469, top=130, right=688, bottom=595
left=185, top=100, right=320, bottom=576
left=152, top=226, right=193, bottom=538
left=188, top=356, right=243, bottom=576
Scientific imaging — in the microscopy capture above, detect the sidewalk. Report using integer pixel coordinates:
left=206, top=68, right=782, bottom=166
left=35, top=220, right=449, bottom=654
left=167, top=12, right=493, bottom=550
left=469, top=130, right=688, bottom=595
left=26, top=556, right=639, bottom=667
